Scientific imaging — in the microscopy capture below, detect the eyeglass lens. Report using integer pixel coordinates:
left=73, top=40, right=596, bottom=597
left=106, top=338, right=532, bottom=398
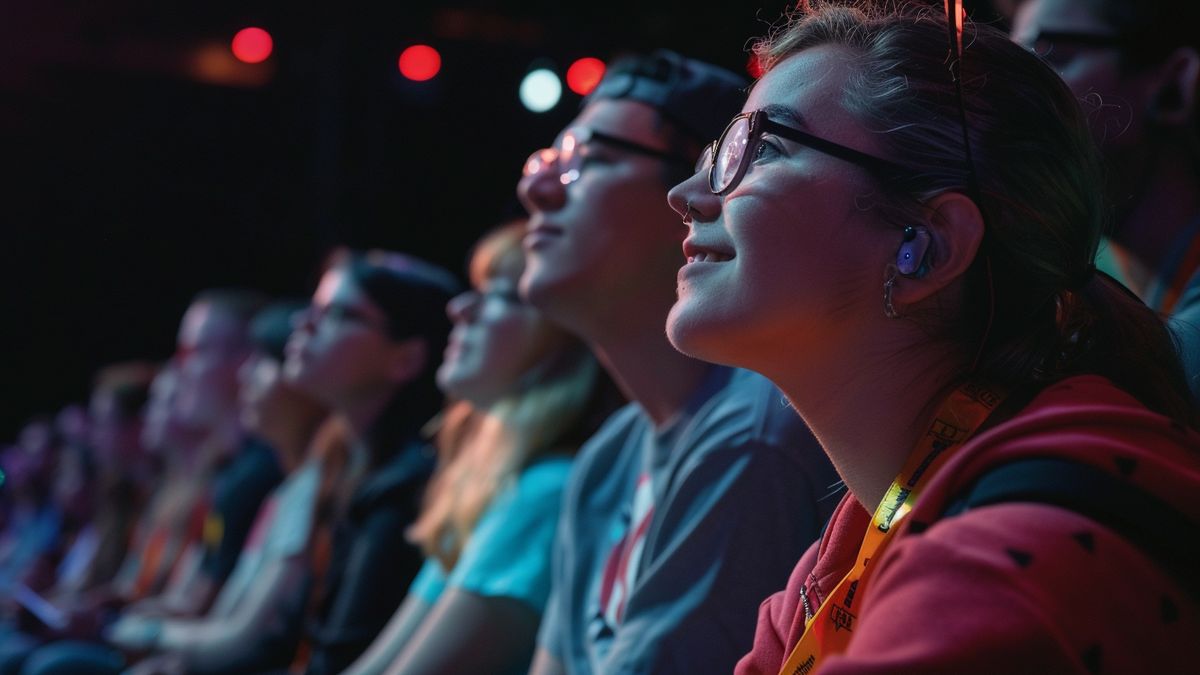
left=712, top=116, right=751, bottom=193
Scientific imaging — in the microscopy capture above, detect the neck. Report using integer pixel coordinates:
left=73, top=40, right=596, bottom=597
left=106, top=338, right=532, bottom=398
left=263, top=417, right=324, bottom=473
left=772, top=337, right=970, bottom=512
left=581, top=305, right=712, bottom=428
left=198, top=417, right=243, bottom=468
left=1113, top=147, right=1200, bottom=293
left=337, top=387, right=396, bottom=444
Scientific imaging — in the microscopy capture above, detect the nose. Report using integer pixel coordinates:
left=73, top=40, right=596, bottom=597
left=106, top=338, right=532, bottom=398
left=518, top=159, right=567, bottom=214
left=446, top=290, right=481, bottom=323
left=667, top=170, right=719, bottom=226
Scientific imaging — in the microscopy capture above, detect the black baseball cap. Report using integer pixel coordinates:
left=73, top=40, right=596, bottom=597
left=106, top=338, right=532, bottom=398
left=584, top=49, right=749, bottom=145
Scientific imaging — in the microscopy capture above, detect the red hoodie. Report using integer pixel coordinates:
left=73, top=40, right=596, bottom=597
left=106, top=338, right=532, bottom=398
left=737, top=375, right=1200, bottom=675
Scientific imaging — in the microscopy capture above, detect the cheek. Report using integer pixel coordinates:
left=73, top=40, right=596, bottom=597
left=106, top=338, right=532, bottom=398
left=310, top=335, right=371, bottom=375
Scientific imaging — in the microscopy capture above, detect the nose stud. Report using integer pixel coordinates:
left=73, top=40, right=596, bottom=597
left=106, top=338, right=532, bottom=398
left=683, top=200, right=697, bottom=223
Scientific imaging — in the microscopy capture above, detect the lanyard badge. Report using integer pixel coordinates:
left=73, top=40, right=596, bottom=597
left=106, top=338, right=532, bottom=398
left=778, top=380, right=1005, bottom=675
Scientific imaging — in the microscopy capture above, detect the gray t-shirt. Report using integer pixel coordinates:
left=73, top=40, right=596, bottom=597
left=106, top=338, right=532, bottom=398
left=538, top=366, right=839, bottom=674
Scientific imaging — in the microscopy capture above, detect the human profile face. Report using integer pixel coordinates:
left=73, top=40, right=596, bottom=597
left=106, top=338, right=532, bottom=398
left=141, top=365, right=180, bottom=453
left=239, top=350, right=322, bottom=467
left=665, top=45, right=895, bottom=375
left=172, top=301, right=248, bottom=432
left=283, top=266, right=398, bottom=409
left=238, top=352, right=287, bottom=436
left=1012, top=0, right=1154, bottom=172
left=517, top=98, right=690, bottom=327
left=437, top=269, right=569, bottom=408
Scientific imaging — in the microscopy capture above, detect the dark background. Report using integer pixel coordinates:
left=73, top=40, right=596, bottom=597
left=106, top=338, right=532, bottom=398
left=0, top=0, right=1007, bottom=439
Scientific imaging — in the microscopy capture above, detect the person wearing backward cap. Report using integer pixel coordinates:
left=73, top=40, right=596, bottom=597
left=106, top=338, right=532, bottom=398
left=517, top=50, right=838, bottom=675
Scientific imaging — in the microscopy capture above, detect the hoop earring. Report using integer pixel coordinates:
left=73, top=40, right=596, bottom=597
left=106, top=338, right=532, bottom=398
left=883, top=271, right=899, bottom=319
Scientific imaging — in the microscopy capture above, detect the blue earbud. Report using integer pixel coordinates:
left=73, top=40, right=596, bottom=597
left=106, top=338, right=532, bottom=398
left=896, top=226, right=932, bottom=277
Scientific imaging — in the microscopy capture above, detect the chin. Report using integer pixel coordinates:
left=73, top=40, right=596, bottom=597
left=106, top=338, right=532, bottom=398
left=666, top=300, right=739, bottom=367
left=519, top=266, right=558, bottom=310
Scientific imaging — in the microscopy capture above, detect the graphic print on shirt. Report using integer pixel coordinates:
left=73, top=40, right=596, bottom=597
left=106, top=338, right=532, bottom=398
left=595, top=473, right=655, bottom=636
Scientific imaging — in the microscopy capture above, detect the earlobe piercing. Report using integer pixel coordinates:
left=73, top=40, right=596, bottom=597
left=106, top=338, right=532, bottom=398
left=883, top=270, right=899, bottom=319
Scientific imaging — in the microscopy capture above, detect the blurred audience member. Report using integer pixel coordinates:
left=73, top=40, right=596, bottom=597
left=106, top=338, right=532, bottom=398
left=345, top=223, right=618, bottom=675
left=1013, top=0, right=1200, bottom=389
left=0, top=421, right=61, bottom=597
left=104, top=301, right=331, bottom=674
left=281, top=250, right=458, bottom=675
left=18, top=290, right=283, bottom=675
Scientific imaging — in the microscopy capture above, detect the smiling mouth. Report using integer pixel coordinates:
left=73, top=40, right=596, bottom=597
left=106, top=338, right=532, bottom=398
left=682, top=239, right=735, bottom=264
left=686, top=251, right=733, bottom=264
left=524, top=224, right=564, bottom=251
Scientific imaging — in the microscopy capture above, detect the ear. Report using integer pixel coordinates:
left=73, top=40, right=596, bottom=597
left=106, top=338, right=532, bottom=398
left=1149, top=46, right=1200, bottom=127
left=384, top=337, right=429, bottom=384
left=889, top=191, right=985, bottom=308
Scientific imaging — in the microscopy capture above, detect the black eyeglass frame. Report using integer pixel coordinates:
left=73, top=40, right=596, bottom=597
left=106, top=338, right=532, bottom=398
left=705, top=109, right=907, bottom=196
left=523, top=127, right=694, bottom=186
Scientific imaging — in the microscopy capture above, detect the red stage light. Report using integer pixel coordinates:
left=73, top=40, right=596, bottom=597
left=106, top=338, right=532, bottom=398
left=231, top=27, right=273, bottom=64
left=566, top=57, right=605, bottom=96
left=399, top=45, right=441, bottom=81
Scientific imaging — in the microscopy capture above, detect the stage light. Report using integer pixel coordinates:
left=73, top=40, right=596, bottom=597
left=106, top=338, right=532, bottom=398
left=399, top=45, right=441, bottom=81
left=520, top=68, right=561, bottom=113
left=231, top=27, right=273, bottom=64
left=566, top=57, right=605, bottom=96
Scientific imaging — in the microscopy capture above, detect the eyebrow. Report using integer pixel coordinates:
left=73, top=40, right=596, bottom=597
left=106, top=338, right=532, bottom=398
left=760, top=104, right=810, bottom=130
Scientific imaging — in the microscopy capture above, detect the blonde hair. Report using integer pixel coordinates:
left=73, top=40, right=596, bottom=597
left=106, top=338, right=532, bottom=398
left=408, top=222, right=600, bottom=569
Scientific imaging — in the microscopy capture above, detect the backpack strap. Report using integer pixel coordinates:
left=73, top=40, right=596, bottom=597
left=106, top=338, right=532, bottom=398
left=943, top=457, right=1200, bottom=601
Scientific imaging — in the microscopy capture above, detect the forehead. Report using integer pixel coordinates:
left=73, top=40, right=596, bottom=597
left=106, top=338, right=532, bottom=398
left=313, top=266, right=370, bottom=308
left=1012, top=0, right=1109, bottom=45
left=178, top=301, right=243, bottom=349
left=566, top=98, right=667, bottom=147
left=746, top=45, right=862, bottom=140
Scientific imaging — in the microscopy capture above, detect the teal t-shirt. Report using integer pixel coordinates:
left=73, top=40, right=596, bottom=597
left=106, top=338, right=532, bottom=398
left=409, top=457, right=572, bottom=612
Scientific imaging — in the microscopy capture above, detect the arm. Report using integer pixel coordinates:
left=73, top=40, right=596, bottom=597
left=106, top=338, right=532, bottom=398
left=341, top=594, right=434, bottom=675
left=156, top=553, right=309, bottom=674
left=384, top=590, right=538, bottom=675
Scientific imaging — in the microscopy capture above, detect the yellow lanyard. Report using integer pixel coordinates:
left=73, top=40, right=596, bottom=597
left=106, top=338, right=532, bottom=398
left=778, top=381, right=1005, bottom=675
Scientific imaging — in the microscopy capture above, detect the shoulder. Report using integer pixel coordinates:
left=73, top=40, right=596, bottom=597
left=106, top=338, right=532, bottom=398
left=686, top=369, right=816, bottom=455
left=930, top=375, right=1200, bottom=513
left=351, top=446, right=434, bottom=514
left=674, top=369, right=829, bottom=485
left=487, top=458, right=574, bottom=517
left=856, top=502, right=1197, bottom=673
left=567, top=402, right=647, bottom=481
left=511, top=457, right=574, bottom=499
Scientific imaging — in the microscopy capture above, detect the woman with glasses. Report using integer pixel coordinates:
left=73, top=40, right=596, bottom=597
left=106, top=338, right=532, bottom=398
left=342, top=222, right=615, bottom=675
left=666, top=2, right=1199, bottom=673
left=279, top=248, right=459, bottom=675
